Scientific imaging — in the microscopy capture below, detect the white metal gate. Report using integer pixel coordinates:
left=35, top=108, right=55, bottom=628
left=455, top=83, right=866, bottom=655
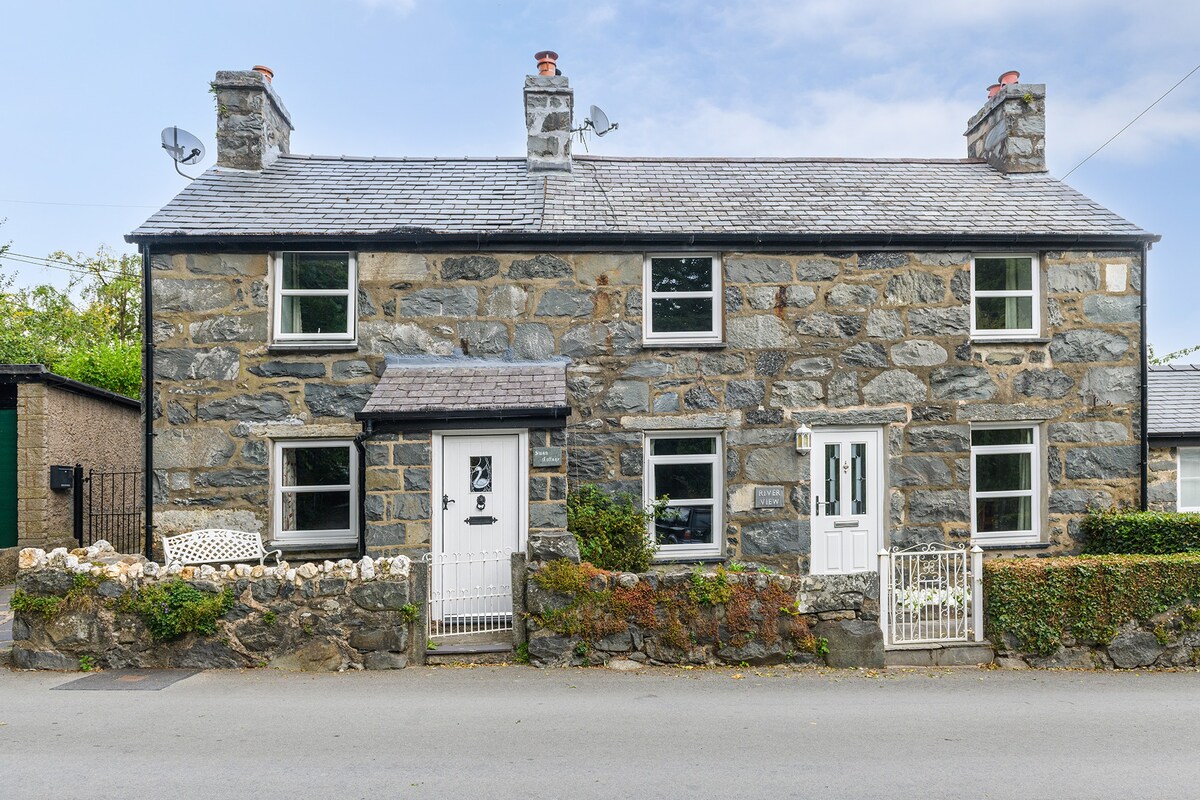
left=424, top=550, right=514, bottom=639
left=879, top=543, right=983, bottom=646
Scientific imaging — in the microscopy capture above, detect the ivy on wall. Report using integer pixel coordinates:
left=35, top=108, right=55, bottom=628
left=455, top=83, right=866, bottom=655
left=984, top=553, right=1200, bottom=655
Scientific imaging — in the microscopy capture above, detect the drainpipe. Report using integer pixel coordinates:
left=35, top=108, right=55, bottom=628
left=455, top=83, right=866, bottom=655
left=1139, top=242, right=1149, bottom=511
left=141, top=244, right=156, bottom=558
left=353, top=419, right=374, bottom=558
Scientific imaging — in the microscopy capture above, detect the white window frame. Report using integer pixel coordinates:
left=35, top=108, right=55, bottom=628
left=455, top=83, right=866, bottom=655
left=271, top=251, right=358, bottom=343
left=969, top=253, right=1040, bottom=339
left=1177, top=448, right=1200, bottom=512
left=642, top=253, right=723, bottom=345
left=644, top=431, right=723, bottom=560
left=970, top=423, right=1040, bottom=546
left=272, top=439, right=359, bottom=546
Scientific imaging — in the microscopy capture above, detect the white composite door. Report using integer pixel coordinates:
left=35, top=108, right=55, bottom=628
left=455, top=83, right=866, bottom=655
left=810, top=427, right=884, bottom=575
left=433, top=433, right=522, bottom=630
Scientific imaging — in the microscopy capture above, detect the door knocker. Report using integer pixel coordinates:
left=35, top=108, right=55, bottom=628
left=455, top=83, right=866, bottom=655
left=476, top=495, right=487, bottom=511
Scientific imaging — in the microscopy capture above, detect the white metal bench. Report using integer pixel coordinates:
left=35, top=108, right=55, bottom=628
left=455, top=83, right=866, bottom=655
left=161, top=529, right=282, bottom=567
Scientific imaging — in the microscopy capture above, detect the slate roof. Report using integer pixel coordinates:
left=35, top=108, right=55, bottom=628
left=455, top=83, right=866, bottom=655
left=129, top=155, right=1153, bottom=241
left=1148, top=365, right=1200, bottom=437
left=359, top=360, right=568, bottom=420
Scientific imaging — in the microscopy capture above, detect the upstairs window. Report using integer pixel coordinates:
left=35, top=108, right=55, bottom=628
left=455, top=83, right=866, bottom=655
left=273, top=252, right=356, bottom=343
left=643, top=255, right=722, bottom=344
left=970, top=254, right=1039, bottom=338
left=970, top=426, right=1040, bottom=545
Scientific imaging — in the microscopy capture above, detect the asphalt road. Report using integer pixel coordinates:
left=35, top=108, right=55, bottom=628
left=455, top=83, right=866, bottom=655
left=1, top=664, right=1198, bottom=799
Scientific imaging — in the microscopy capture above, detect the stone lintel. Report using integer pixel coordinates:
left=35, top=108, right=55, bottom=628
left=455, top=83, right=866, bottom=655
left=620, top=412, right=743, bottom=430
left=957, top=404, right=1062, bottom=422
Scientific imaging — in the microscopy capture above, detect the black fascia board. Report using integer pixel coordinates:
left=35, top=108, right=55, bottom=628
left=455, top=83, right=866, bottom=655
left=1147, top=434, right=1200, bottom=448
left=355, top=406, right=569, bottom=425
left=0, top=364, right=140, bottom=409
left=124, top=230, right=1161, bottom=250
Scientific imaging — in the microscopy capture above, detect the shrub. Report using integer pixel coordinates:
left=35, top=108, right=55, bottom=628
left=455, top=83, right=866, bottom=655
left=1082, top=509, right=1200, bottom=555
left=984, top=553, right=1200, bottom=655
left=566, top=485, right=666, bottom=573
left=125, top=580, right=235, bottom=640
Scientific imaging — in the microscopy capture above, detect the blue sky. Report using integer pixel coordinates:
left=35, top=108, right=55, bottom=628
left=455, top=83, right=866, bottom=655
left=1, top=1, right=1197, bottom=351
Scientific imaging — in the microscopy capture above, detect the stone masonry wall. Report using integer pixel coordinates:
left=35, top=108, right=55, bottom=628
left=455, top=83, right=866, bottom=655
left=149, top=248, right=1143, bottom=569
left=1148, top=446, right=1178, bottom=512
left=11, top=543, right=419, bottom=671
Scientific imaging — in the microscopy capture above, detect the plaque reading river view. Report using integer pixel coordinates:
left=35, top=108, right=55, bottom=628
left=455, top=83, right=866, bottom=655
left=754, top=486, right=785, bottom=508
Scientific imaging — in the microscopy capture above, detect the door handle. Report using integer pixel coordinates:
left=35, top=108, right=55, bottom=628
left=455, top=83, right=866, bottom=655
left=814, top=496, right=820, bottom=516
left=442, top=494, right=455, bottom=511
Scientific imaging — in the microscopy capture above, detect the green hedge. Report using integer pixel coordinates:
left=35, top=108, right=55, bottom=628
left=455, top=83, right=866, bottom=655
left=1082, top=509, right=1200, bottom=555
left=984, top=553, right=1200, bottom=655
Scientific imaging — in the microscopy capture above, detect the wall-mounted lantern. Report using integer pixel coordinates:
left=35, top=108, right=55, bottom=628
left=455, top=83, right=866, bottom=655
left=795, top=423, right=812, bottom=454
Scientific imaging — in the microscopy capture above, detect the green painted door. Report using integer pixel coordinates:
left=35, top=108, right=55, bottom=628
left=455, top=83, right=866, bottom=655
left=0, top=408, right=16, bottom=547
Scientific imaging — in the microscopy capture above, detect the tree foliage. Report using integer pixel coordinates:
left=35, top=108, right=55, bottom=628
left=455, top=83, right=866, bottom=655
left=0, top=245, right=141, bottom=396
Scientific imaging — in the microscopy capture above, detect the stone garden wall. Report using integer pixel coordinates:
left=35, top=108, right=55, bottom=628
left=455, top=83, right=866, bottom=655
left=522, top=554, right=883, bottom=668
left=994, top=599, right=1200, bottom=670
left=10, top=543, right=421, bottom=671
left=149, top=248, right=1143, bottom=567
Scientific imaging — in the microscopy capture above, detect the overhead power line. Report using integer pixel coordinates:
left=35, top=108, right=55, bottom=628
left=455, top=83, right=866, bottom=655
left=0, top=251, right=130, bottom=279
left=1062, top=62, right=1200, bottom=179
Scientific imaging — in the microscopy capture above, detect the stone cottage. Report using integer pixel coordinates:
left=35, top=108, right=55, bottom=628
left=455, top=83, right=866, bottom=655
left=1147, top=364, right=1200, bottom=511
left=127, top=57, right=1155, bottom=611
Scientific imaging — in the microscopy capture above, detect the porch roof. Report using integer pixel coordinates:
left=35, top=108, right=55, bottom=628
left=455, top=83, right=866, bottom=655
left=1149, top=364, right=1200, bottom=439
left=357, top=358, right=569, bottom=422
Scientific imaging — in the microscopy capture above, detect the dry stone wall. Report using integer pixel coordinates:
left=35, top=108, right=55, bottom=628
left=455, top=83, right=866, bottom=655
left=11, top=543, right=419, bottom=671
left=150, top=248, right=1143, bottom=568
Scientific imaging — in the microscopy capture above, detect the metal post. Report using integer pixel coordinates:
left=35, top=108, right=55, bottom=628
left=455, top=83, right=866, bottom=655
left=877, top=548, right=890, bottom=648
left=72, top=463, right=84, bottom=545
left=971, top=545, right=985, bottom=643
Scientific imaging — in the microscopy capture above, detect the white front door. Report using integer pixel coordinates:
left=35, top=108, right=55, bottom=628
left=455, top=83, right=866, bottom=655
left=810, top=427, right=884, bottom=575
left=433, top=433, right=524, bottom=631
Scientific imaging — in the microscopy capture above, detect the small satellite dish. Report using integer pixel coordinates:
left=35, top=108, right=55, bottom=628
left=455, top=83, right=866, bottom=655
left=589, top=105, right=618, bottom=137
left=160, top=126, right=205, bottom=179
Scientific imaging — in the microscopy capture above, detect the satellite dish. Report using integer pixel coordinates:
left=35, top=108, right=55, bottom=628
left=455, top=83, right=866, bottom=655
left=160, top=126, right=205, bottom=179
left=571, top=105, right=619, bottom=148
left=589, top=105, right=617, bottom=137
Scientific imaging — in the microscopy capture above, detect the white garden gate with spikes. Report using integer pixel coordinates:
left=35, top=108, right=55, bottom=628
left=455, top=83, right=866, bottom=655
left=879, top=543, right=984, bottom=646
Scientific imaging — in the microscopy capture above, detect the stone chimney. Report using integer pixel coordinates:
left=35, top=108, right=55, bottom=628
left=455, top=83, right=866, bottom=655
left=964, top=73, right=1046, bottom=173
left=524, top=51, right=573, bottom=174
left=212, top=66, right=293, bottom=170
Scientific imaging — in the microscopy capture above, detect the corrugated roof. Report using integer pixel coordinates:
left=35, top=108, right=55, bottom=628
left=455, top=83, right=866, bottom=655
left=359, top=360, right=568, bottom=419
left=1149, top=365, right=1200, bottom=437
left=129, top=155, right=1152, bottom=241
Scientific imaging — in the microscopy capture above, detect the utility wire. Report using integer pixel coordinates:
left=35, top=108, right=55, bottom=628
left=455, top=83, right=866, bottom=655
left=0, top=252, right=129, bottom=279
left=1062, top=62, right=1200, bottom=179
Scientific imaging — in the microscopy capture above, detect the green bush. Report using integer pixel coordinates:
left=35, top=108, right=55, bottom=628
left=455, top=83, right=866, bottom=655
left=566, top=485, right=666, bottom=573
left=54, top=341, right=141, bottom=398
left=984, top=553, right=1200, bottom=655
left=1082, top=509, right=1200, bottom=555
left=126, top=580, right=235, bottom=640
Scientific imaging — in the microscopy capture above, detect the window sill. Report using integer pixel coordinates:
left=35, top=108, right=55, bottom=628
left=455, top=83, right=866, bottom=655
left=652, top=554, right=726, bottom=564
left=641, top=342, right=727, bottom=350
left=268, top=342, right=359, bottom=354
left=968, top=337, right=1050, bottom=345
left=974, top=541, right=1051, bottom=551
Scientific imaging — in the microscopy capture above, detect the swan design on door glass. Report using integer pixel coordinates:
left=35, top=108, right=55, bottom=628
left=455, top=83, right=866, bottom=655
left=469, top=455, right=492, bottom=493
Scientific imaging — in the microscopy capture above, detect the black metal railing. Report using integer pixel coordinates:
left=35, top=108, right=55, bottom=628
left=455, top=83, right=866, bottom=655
left=74, top=465, right=143, bottom=555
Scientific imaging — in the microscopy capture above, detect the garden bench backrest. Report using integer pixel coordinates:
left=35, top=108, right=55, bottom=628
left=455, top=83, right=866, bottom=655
left=161, top=529, right=281, bottom=567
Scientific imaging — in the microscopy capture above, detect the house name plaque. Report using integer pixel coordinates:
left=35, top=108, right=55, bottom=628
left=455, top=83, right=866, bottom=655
left=532, top=446, right=563, bottom=467
left=754, top=486, right=785, bottom=508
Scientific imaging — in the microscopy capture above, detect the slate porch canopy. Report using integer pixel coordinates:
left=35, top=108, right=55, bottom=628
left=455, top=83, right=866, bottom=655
left=356, top=357, right=570, bottom=424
